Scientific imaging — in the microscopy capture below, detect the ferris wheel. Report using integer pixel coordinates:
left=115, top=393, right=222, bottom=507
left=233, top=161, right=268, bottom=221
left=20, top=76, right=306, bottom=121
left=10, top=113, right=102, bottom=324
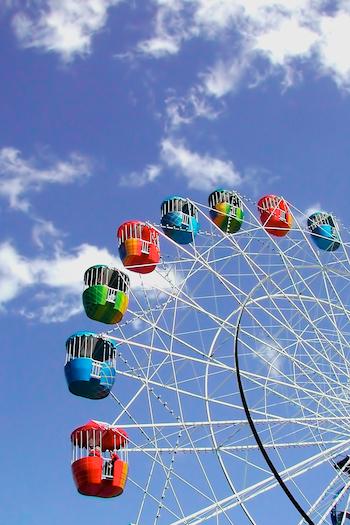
left=64, top=190, right=350, bottom=525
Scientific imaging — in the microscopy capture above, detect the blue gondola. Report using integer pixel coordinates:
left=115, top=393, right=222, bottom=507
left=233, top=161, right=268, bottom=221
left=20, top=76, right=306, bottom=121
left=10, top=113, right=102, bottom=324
left=161, top=196, right=199, bottom=244
left=64, top=331, right=117, bottom=400
left=307, top=211, right=340, bottom=252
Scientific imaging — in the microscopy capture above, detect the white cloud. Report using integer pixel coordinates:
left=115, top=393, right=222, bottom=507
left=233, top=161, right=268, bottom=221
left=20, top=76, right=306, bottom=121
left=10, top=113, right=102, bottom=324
left=11, top=0, right=350, bottom=90
left=119, top=164, right=162, bottom=188
left=32, top=218, right=64, bottom=249
left=165, top=87, right=223, bottom=129
left=202, top=56, right=249, bottom=98
left=253, top=17, right=318, bottom=65
left=161, top=138, right=242, bottom=190
left=138, top=36, right=180, bottom=58
left=256, top=338, right=284, bottom=378
left=12, top=0, right=123, bottom=61
left=137, top=0, right=189, bottom=58
left=140, top=1, right=350, bottom=92
left=0, top=241, right=114, bottom=319
left=0, top=242, right=34, bottom=308
left=304, top=203, right=322, bottom=218
left=0, top=147, right=91, bottom=211
left=193, top=0, right=241, bottom=33
left=121, top=137, right=245, bottom=192
left=20, top=292, right=83, bottom=323
left=0, top=239, right=178, bottom=323
left=292, top=202, right=323, bottom=229
left=318, top=11, right=350, bottom=86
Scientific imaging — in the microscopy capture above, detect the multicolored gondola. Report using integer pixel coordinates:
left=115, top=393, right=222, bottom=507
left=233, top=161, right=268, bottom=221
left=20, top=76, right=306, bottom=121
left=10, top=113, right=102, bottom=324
left=208, top=189, right=244, bottom=233
left=118, top=221, right=160, bottom=273
left=83, top=265, right=130, bottom=324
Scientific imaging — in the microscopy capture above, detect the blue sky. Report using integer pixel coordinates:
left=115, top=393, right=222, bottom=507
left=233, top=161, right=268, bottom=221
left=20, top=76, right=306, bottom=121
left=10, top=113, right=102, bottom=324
left=1, top=1, right=350, bottom=524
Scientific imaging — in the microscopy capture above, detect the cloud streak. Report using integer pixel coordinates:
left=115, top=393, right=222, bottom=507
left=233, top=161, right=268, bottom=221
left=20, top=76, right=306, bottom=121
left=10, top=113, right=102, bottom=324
left=0, top=147, right=91, bottom=211
left=120, top=137, right=243, bottom=191
left=9, top=0, right=350, bottom=92
left=161, top=138, right=242, bottom=190
left=12, top=0, right=123, bottom=62
left=141, top=0, right=350, bottom=93
left=120, top=164, right=162, bottom=188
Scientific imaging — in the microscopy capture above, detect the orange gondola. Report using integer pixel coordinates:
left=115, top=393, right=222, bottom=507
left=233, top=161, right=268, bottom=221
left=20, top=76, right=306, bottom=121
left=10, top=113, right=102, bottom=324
left=117, top=221, right=160, bottom=273
left=257, top=194, right=293, bottom=237
left=71, top=420, right=128, bottom=498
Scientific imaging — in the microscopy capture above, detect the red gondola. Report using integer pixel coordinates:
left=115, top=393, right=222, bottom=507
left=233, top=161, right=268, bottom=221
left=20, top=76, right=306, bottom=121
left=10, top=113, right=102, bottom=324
left=71, top=420, right=128, bottom=498
left=257, top=194, right=293, bottom=237
left=117, top=221, right=160, bottom=274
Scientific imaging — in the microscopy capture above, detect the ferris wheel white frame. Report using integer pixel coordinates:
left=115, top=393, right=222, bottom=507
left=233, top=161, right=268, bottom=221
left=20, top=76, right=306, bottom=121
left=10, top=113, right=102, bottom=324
left=92, top=193, right=350, bottom=525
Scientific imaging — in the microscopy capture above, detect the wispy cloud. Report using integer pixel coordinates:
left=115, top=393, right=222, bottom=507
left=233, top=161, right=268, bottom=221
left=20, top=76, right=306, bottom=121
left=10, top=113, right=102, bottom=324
left=138, top=35, right=180, bottom=58
left=0, top=242, right=34, bottom=307
left=10, top=1, right=350, bottom=90
left=0, top=240, right=108, bottom=320
left=32, top=218, right=64, bottom=250
left=161, top=138, right=242, bottom=190
left=137, top=0, right=188, bottom=58
left=292, top=202, right=322, bottom=228
left=256, top=338, right=284, bottom=378
left=139, top=1, right=350, bottom=93
left=0, top=147, right=91, bottom=211
left=165, top=88, right=223, bottom=129
left=20, top=291, right=83, bottom=324
left=0, top=240, right=104, bottom=322
left=121, top=137, right=245, bottom=191
left=202, top=55, right=250, bottom=98
left=243, top=167, right=281, bottom=199
left=120, top=164, right=162, bottom=188
left=12, top=0, right=123, bottom=62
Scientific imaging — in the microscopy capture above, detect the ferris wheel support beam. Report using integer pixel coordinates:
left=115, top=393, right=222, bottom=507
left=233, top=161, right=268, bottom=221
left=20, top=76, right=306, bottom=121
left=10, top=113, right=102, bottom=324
left=235, top=283, right=350, bottom=410
left=111, top=391, right=228, bottom=510
left=194, top=202, right=350, bottom=385
left=286, top=208, right=350, bottom=381
left=169, top=438, right=350, bottom=525
left=110, top=334, right=236, bottom=372
left=126, top=440, right=347, bottom=453
left=115, top=286, right=350, bottom=418
left=202, top=276, right=349, bottom=525
left=296, top=460, right=350, bottom=525
left=117, top=367, right=350, bottom=436
left=119, top=416, right=348, bottom=429
left=234, top=273, right=344, bottom=525
left=316, top=479, right=350, bottom=525
left=129, top=271, right=350, bottom=392
left=152, top=220, right=256, bottom=313
left=198, top=198, right=350, bottom=376
left=165, top=290, right=236, bottom=524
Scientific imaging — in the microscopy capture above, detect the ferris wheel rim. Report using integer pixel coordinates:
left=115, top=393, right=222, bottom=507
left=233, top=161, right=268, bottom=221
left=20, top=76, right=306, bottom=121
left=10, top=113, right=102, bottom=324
left=233, top=263, right=350, bottom=525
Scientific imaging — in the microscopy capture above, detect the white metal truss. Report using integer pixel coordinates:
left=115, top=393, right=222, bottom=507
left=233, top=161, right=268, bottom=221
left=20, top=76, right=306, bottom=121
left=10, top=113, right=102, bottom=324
left=96, top=195, right=350, bottom=524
